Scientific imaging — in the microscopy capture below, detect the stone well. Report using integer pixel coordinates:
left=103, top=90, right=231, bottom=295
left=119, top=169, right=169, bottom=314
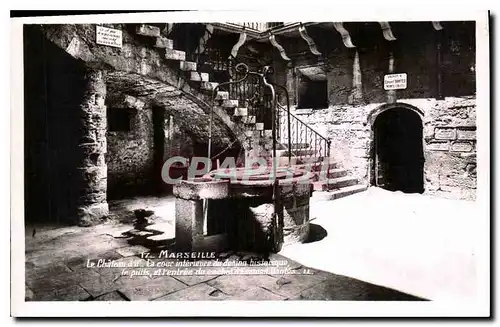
left=172, top=167, right=314, bottom=254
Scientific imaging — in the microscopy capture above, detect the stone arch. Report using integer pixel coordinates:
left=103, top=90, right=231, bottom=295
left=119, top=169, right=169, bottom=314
left=367, top=102, right=424, bottom=128
left=368, top=103, right=425, bottom=193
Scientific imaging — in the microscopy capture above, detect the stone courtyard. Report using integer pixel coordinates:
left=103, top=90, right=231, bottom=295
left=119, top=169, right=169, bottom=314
left=25, top=187, right=478, bottom=302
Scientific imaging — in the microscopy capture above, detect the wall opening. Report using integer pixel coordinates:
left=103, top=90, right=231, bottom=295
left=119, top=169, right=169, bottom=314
left=296, top=66, right=328, bottom=109
left=372, top=107, right=424, bottom=193
left=108, top=108, right=133, bottom=132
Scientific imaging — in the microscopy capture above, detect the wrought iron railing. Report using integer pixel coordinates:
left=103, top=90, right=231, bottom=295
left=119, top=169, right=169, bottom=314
left=277, top=103, right=331, bottom=164
left=226, top=22, right=285, bottom=32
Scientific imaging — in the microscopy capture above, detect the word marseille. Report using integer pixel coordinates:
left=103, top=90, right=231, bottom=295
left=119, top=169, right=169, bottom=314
left=162, top=156, right=330, bottom=184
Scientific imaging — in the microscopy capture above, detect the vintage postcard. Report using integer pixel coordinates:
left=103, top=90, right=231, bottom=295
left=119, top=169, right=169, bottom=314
left=10, top=9, right=490, bottom=317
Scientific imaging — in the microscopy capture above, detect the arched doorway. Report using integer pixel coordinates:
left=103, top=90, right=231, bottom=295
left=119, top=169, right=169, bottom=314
left=372, top=107, right=424, bottom=193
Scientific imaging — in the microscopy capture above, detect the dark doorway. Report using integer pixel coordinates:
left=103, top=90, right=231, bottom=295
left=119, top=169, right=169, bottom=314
left=373, top=108, right=424, bottom=193
left=297, top=76, right=328, bottom=109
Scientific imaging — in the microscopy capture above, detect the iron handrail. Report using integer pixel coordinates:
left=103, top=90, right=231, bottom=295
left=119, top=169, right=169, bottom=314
left=276, top=103, right=331, bottom=158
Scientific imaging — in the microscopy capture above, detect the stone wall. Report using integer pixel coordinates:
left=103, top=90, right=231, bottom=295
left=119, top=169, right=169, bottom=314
left=292, top=96, right=477, bottom=200
left=106, top=94, right=155, bottom=198
left=280, top=21, right=476, bottom=107
left=24, top=25, right=109, bottom=225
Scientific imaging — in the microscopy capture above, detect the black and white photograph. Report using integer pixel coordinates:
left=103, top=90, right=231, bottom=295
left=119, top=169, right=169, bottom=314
left=9, top=8, right=491, bottom=318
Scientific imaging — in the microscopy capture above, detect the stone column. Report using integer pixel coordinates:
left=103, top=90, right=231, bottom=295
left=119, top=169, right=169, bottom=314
left=348, top=50, right=364, bottom=104
left=76, top=69, right=109, bottom=227
left=285, top=62, right=295, bottom=106
left=386, top=50, right=396, bottom=103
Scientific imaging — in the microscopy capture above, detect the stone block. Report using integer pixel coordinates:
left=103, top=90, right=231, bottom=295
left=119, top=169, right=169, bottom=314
left=154, top=36, right=173, bottom=49
left=173, top=179, right=229, bottom=200
left=248, top=203, right=277, bottom=251
left=190, top=72, right=209, bottom=82
left=136, top=24, right=161, bottom=37
left=233, top=107, right=248, bottom=117
left=215, top=91, right=229, bottom=100
left=175, top=198, right=203, bottom=251
left=77, top=203, right=109, bottom=227
left=165, top=49, right=186, bottom=61
left=451, top=142, right=473, bottom=152
left=426, top=141, right=450, bottom=152
left=201, top=82, right=218, bottom=91
left=154, top=283, right=228, bottom=301
left=118, top=276, right=186, bottom=301
left=179, top=61, right=197, bottom=71
left=435, top=127, right=456, bottom=140
left=457, top=129, right=476, bottom=140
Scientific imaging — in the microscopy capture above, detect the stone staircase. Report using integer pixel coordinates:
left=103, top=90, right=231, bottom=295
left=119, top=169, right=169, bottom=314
left=134, top=23, right=367, bottom=201
left=277, top=142, right=368, bottom=201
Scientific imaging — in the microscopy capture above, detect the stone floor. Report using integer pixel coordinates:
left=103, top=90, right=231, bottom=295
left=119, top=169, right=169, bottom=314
left=282, top=187, right=479, bottom=302
left=24, top=193, right=426, bottom=301
left=25, top=188, right=480, bottom=302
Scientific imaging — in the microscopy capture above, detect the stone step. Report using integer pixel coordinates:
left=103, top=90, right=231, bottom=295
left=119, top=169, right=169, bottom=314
left=279, top=156, right=326, bottom=166
left=311, top=168, right=348, bottom=182
left=263, top=130, right=273, bottom=138
left=136, top=24, right=161, bottom=37
left=241, top=115, right=256, bottom=124
left=291, top=160, right=339, bottom=172
left=201, top=82, right=219, bottom=91
left=255, top=123, right=264, bottom=131
left=222, top=99, right=238, bottom=108
left=165, top=49, right=186, bottom=61
left=327, top=176, right=358, bottom=189
left=233, top=107, right=248, bottom=117
left=154, top=36, right=174, bottom=49
left=280, top=149, right=317, bottom=157
left=190, top=72, right=209, bottom=82
left=215, top=91, right=229, bottom=100
left=289, top=142, right=311, bottom=150
left=326, top=168, right=348, bottom=179
left=179, top=61, right=197, bottom=71
left=312, top=184, right=368, bottom=201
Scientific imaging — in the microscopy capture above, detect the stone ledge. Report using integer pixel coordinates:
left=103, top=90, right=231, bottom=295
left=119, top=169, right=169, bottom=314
left=173, top=179, right=230, bottom=200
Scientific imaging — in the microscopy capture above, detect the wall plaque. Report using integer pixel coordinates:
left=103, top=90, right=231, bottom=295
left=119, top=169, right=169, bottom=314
left=384, top=73, right=407, bottom=90
left=96, top=26, right=123, bottom=48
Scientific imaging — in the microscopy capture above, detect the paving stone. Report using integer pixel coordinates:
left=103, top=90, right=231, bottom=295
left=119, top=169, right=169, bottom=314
left=115, top=245, right=150, bottom=257
left=33, top=284, right=91, bottom=301
left=268, top=253, right=303, bottom=270
left=94, top=256, right=149, bottom=279
left=230, top=287, right=286, bottom=301
left=206, top=274, right=278, bottom=296
left=103, top=226, right=133, bottom=238
left=171, top=275, right=218, bottom=286
left=266, top=271, right=330, bottom=298
left=154, top=282, right=228, bottom=301
left=78, top=273, right=122, bottom=298
left=118, top=275, right=187, bottom=301
left=292, top=276, right=424, bottom=301
left=26, top=269, right=101, bottom=294
left=92, top=291, right=128, bottom=301
left=67, top=250, right=123, bottom=272
left=25, top=286, right=35, bottom=301
left=25, top=263, right=72, bottom=281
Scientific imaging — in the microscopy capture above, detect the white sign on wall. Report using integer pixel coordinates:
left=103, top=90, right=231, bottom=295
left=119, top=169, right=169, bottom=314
left=384, top=73, right=407, bottom=90
left=96, top=26, right=123, bottom=48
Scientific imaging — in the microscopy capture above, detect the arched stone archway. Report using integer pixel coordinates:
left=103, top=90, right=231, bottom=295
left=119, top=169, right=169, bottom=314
left=370, top=105, right=425, bottom=193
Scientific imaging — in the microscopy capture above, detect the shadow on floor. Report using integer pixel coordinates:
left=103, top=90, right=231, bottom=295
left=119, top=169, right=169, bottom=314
left=303, top=223, right=328, bottom=244
left=287, top=268, right=429, bottom=301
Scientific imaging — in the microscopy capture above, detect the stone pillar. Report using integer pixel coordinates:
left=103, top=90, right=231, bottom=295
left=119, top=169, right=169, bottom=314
left=173, top=179, right=229, bottom=251
left=285, top=62, right=295, bottom=106
left=348, top=50, right=364, bottom=104
left=386, top=50, right=396, bottom=103
left=280, top=182, right=310, bottom=245
left=76, top=69, right=109, bottom=227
